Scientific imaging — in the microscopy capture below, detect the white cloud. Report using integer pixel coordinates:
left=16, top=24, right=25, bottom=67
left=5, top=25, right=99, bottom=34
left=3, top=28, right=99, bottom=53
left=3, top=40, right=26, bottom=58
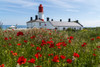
left=44, top=0, right=75, bottom=8
left=82, top=20, right=100, bottom=27
left=66, top=9, right=79, bottom=12
left=0, top=8, right=30, bottom=14
left=0, top=0, right=39, bottom=13
left=0, top=0, right=38, bottom=7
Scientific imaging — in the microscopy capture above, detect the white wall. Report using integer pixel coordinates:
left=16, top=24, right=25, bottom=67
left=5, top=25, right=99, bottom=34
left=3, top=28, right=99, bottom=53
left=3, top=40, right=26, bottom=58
left=56, top=26, right=83, bottom=30
left=45, top=21, right=55, bottom=29
left=38, top=12, right=44, bottom=19
left=27, top=22, right=83, bottom=30
left=27, top=22, right=46, bottom=28
left=27, top=23, right=32, bottom=28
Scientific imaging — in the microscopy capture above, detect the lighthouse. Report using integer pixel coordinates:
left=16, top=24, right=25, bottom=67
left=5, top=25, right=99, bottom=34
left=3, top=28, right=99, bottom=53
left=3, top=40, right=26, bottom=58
left=27, top=4, right=83, bottom=30
left=38, top=4, right=44, bottom=21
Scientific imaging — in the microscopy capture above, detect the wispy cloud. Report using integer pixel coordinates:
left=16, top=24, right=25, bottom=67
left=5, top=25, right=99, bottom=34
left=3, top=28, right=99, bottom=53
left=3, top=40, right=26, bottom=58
left=66, top=9, right=79, bottom=12
left=0, top=0, right=39, bottom=13
left=44, top=0, right=75, bottom=8
left=82, top=20, right=100, bottom=27
left=0, top=8, right=31, bottom=14
left=0, top=0, right=38, bottom=7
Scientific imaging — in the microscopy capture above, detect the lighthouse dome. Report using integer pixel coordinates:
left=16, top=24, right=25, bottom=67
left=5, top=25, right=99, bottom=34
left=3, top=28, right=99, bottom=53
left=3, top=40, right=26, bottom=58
left=39, top=4, right=43, bottom=7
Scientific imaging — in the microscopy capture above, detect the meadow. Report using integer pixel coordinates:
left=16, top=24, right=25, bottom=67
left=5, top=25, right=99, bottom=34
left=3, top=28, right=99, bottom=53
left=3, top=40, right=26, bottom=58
left=0, top=28, right=100, bottom=67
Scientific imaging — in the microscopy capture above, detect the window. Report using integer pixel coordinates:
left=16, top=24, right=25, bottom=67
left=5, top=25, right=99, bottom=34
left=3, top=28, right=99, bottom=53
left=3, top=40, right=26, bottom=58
left=74, top=28, right=76, bottom=30
left=80, top=28, right=81, bottom=30
left=55, top=27, right=57, bottom=30
left=63, top=28, right=65, bottom=30
left=39, top=23, right=41, bottom=26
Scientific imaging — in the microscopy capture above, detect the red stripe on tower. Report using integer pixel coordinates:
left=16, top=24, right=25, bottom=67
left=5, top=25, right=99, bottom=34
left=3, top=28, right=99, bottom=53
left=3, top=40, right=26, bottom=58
left=39, top=4, right=43, bottom=12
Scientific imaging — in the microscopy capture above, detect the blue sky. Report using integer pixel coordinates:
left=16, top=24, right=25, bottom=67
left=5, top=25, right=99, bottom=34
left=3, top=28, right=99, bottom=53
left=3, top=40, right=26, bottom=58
left=0, top=0, right=100, bottom=27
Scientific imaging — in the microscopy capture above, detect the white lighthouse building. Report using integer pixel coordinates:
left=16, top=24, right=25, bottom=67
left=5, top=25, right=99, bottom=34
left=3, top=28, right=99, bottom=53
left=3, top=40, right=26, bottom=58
left=26, top=4, right=83, bottom=30
left=38, top=4, right=44, bottom=21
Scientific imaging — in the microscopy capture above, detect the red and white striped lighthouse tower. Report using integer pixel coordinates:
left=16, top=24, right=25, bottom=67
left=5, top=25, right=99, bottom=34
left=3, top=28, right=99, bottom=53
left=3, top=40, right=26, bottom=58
left=38, top=4, right=44, bottom=21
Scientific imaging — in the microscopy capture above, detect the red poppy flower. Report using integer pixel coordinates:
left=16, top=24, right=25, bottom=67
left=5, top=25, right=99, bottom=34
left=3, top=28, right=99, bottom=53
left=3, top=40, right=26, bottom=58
left=48, top=54, right=51, bottom=56
left=4, top=31, right=7, bottom=33
left=81, top=43, right=87, bottom=47
left=62, top=42, right=67, bottom=47
left=56, top=42, right=62, bottom=47
left=12, top=53, right=17, bottom=56
left=49, top=44, right=54, bottom=48
left=41, top=40, right=47, bottom=46
left=0, top=64, right=4, bottom=67
left=47, top=40, right=54, bottom=44
left=49, top=38, right=52, bottom=40
left=30, top=44, right=35, bottom=47
left=28, top=58, right=35, bottom=63
left=68, top=40, right=71, bottom=43
left=69, top=36, right=74, bottom=40
left=93, top=54, right=96, bottom=56
left=49, top=33, right=51, bottom=35
left=60, top=55, right=66, bottom=59
left=97, top=46, right=100, bottom=48
left=17, top=43, right=21, bottom=46
left=9, top=43, right=12, bottom=46
left=48, top=53, right=53, bottom=56
left=36, top=47, right=41, bottom=51
left=66, top=59, right=72, bottom=64
left=17, top=56, right=27, bottom=65
left=52, top=55, right=59, bottom=62
left=81, top=44, right=85, bottom=47
left=17, top=31, right=24, bottom=36
left=60, top=39, right=62, bottom=41
left=96, top=36, right=100, bottom=39
left=73, top=53, right=79, bottom=58
left=11, top=51, right=13, bottom=53
left=67, top=37, right=70, bottom=39
left=4, top=37, right=8, bottom=40
left=9, top=37, right=12, bottom=39
left=57, top=47, right=61, bottom=49
left=83, top=43, right=87, bottom=45
left=91, top=38, right=94, bottom=41
left=30, top=35, right=35, bottom=39
left=24, top=40, right=27, bottom=43
left=35, top=52, right=42, bottom=59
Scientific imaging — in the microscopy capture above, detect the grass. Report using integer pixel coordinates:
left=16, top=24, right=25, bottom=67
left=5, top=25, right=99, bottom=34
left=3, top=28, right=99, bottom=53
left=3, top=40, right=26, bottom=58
left=0, top=28, right=100, bottom=67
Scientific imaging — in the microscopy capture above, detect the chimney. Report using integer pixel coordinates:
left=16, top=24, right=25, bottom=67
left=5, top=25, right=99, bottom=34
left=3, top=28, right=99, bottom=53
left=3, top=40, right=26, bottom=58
left=35, top=15, right=38, bottom=20
left=68, top=18, right=71, bottom=22
left=60, top=19, right=62, bottom=22
left=30, top=17, right=33, bottom=21
left=76, top=20, right=79, bottom=23
left=47, top=17, right=49, bottom=21
left=51, top=19, right=53, bottom=21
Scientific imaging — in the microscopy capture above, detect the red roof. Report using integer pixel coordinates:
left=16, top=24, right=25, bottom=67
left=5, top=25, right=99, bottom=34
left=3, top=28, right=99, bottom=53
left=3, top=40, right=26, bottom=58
left=39, top=4, right=43, bottom=7
left=41, top=19, right=44, bottom=21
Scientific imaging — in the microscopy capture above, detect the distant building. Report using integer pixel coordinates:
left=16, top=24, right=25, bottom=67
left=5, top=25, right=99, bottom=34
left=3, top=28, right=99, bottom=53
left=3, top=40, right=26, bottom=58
left=9, top=25, right=16, bottom=29
left=27, top=4, right=83, bottom=30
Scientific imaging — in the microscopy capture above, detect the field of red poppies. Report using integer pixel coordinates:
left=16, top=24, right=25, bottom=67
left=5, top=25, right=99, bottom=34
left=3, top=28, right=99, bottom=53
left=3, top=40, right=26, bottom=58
left=0, top=28, right=100, bottom=67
